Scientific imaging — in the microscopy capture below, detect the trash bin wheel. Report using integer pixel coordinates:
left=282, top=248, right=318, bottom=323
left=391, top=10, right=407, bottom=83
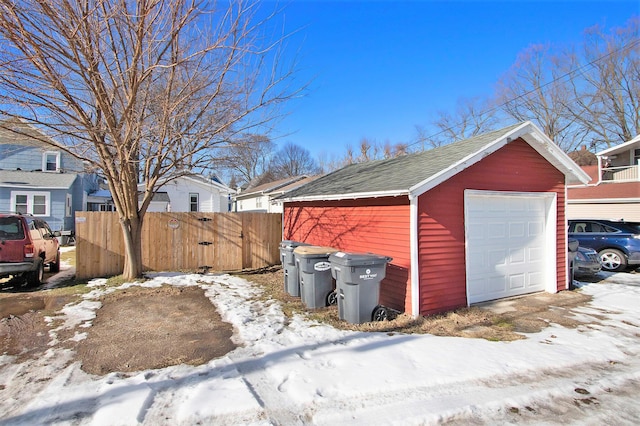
left=326, top=290, right=337, bottom=306
left=372, top=305, right=389, bottom=322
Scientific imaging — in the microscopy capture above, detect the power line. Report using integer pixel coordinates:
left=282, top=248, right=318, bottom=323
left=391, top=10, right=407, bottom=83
left=407, top=36, right=640, bottom=150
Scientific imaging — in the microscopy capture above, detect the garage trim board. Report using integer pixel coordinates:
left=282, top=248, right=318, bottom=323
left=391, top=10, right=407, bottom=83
left=464, top=190, right=557, bottom=305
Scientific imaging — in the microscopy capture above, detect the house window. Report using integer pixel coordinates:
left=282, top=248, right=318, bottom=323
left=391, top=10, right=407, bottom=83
left=15, top=194, right=28, bottom=214
left=634, top=149, right=640, bottom=165
left=43, top=151, right=60, bottom=172
left=256, top=197, right=263, bottom=209
left=66, top=194, right=72, bottom=217
left=11, top=191, right=50, bottom=216
left=189, top=193, right=199, bottom=212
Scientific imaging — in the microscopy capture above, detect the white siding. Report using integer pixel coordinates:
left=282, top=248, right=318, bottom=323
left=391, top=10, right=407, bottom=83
left=567, top=201, right=640, bottom=221
left=144, top=177, right=231, bottom=213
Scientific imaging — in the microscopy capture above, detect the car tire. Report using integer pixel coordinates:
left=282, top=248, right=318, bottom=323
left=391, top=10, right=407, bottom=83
left=598, top=249, right=627, bottom=272
left=26, top=259, right=44, bottom=287
left=50, top=251, right=61, bottom=273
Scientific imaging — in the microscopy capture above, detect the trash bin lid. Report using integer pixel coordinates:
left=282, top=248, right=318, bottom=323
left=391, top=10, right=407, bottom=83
left=293, top=245, right=338, bottom=256
left=279, top=240, right=310, bottom=250
left=329, top=251, right=392, bottom=266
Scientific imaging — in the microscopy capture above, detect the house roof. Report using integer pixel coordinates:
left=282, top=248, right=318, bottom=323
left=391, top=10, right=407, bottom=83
left=597, top=134, right=640, bottom=157
left=281, top=122, right=591, bottom=202
left=0, top=118, right=62, bottom=148
left=568, top=181, right=640, bottom=201
left=0, top=169, right=77, bottom=189
left=140, top=191, right=170, bottom=203
left=137, top=173, right=233, bottom=194
left=235, top=175, right=311, bottom=199
left=275, top=176, right=320, bottom=194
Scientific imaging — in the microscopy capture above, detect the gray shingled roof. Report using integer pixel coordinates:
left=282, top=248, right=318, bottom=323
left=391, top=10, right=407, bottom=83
left=0, top=118, right=62, bottom=147
left=282, top=123, right=525, bottom=200
left=0, top=169, right=77, bottom=189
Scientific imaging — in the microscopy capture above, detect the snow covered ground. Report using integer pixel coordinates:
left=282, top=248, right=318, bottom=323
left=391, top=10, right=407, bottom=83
left=2, top=260, right=640, bottom=425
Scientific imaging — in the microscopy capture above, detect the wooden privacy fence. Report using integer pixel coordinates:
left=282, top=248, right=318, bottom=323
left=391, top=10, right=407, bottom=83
left=75, top=212, right=282, bottom=280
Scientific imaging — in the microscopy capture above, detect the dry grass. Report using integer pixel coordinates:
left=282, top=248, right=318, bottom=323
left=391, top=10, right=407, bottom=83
left=236, top=266, right=593, bottom=342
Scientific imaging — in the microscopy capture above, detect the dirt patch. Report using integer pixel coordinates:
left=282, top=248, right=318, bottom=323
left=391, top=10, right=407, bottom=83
left=75, top=285, right=236, bottom=375
left=0, top=293, right=74, bottom=361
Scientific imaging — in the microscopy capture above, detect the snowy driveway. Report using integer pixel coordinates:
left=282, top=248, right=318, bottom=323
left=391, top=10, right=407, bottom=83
left=2, top=270, right=640, bottom=425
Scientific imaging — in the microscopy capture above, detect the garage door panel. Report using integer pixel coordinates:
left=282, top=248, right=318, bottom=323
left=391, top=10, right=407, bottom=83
left=509, top=274, right=525, bottom=290
left=466, top=192, right=554, bottom=304
left=509, top=222, right=525, bottom=238
left=489, top=222, right=506, bottom=238
left=509, top=248, right=525, bottom=264
left=529, top=271, right=543, bottom=287
left=529, top=247, right=543, bottom=262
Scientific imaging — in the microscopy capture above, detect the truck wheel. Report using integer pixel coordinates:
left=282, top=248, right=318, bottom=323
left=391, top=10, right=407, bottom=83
left=26, top=259, right=44, bottom=288
left=50, top=251, right=61, bottom=273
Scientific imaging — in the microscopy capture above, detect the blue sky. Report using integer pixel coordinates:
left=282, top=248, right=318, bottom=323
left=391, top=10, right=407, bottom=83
left=269, top=0, right=639, bottom=160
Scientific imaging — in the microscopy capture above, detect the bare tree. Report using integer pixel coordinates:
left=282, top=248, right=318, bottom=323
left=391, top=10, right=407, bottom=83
left=565, top=17, right=640, bottom=147
left=495, top=18, right=639, bottom=152
left=316, top=150, right=346, bottom=174
left=0, top=0, right=300, bottom=279
left=495, top=44, right=588, bottom=152
left=215, top=133, right=276, bottom=186
left=417, top=97, right=501, bottom=148
left=269, top=142, right=318, bottom=178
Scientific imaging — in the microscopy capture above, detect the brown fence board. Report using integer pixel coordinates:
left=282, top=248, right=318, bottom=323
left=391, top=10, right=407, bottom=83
left=75, top=212, right=282, bottom=280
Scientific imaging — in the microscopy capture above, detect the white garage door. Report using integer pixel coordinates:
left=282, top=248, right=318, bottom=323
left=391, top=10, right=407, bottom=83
left=465, top=190, right=557, bottom=304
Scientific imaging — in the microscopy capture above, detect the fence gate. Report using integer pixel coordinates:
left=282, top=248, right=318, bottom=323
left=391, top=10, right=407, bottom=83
left=75, top=212, right=282, bottom=280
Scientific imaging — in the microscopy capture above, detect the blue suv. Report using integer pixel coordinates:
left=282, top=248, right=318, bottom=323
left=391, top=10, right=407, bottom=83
left=568, top=219, right=640, bottom=272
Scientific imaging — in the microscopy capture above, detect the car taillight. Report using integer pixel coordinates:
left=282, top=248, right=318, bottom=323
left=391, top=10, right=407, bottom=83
left=24, top=243, right=34, bottom=258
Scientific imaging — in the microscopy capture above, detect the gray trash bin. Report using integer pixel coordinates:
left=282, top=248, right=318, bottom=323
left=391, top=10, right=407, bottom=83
left=294, top=246, right=338, bottom=309
left=329, top=251, right=392, bottom=324
left=279, top=240, right=309, bottom=297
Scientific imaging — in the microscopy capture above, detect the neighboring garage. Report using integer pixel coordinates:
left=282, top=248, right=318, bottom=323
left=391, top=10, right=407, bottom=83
left=280, top=122, right=591, bottom=317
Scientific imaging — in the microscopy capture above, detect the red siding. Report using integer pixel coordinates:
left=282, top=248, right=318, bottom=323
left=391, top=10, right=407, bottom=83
left=417, top=138, right=567, bottom=315
left=283, top=197, right=411, bottom=312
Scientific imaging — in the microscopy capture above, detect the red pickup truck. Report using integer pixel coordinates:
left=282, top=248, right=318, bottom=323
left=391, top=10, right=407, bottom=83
left=0, top=213, right=60, bottom=287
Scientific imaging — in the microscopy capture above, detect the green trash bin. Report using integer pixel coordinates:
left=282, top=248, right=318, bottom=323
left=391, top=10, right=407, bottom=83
left=279, top=240, right=309, bottom=297
left=294, top=246, right=338, bottom=309
left=329, top=251, right=392, bottom=324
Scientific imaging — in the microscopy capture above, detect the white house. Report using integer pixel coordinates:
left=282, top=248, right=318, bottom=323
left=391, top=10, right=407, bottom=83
left=567, top=134, right=640, bottom=221
left=139, top=174, right=234, bottom=213
left=234, top=175, right=318, bottom=213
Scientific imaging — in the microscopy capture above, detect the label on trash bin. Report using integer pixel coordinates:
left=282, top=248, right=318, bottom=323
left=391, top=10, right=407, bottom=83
left=359, top=268, right=378, bottom=280
left=314, top=261, right=331, bottom=271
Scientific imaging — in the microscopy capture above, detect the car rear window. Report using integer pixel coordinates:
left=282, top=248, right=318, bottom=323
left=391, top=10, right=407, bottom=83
left=625, top=222, right=640, bottom=234
left=0, top=217, right=25, bottom=240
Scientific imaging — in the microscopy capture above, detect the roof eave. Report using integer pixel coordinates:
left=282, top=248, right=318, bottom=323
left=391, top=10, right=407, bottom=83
left=597, top=135, right=640, bottom=157
left=408, top=121, right=591, bottom=199
left=282, top=189, right=409, bottom=203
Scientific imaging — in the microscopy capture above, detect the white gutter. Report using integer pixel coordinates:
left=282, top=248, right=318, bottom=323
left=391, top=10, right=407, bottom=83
left=281, top=189, right=408, bottom=203
left=0, top=184, right=71, bottom=190
left=568, top=197, right=640, bottom=204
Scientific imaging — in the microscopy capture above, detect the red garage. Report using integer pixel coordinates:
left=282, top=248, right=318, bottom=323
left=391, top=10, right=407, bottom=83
left=280, top=122, right=591, bottom=317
